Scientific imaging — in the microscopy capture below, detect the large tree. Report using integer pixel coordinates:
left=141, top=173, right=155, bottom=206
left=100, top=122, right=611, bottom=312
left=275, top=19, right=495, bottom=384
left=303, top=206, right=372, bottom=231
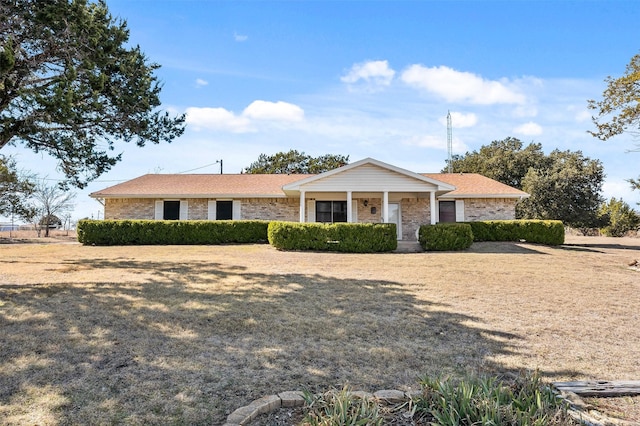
left=0, top=154, right=35, bottom=221
left=245, top=150, right=349, bottom=174
left=445, top=138, right=605, bottom=229
left=588, top=53, right=640, bottom=143
left=444, top=137, right=548, bottom=189
left=588, top=53, right=640, bottom=197
left=0, top=0, right=185, bottom=188
left=517, top=149, right=605, bottom=230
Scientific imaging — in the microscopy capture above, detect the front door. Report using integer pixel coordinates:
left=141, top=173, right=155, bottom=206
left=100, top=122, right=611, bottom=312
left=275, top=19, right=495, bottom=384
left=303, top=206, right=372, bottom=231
left=388, top=203, right=401, bottom=240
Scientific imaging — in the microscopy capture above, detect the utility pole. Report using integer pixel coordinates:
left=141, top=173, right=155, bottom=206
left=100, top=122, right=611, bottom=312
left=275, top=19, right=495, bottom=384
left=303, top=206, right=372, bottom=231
left=447, top=111, right=453, bottom=173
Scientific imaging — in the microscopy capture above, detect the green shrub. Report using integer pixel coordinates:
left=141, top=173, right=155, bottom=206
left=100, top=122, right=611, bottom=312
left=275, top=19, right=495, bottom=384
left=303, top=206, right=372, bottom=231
left=301, top=386, right=384, bottom=426
left=418, top=223, right=473, bottom=251
left=77, top=219, right=269, bottom=245
left=414, top=371, right=568, bottom=425
left=268, top=222, right=397, bottom=253
left=467, top=220, right=564, bottom=245
left=599, top=197, right=640, bottom=237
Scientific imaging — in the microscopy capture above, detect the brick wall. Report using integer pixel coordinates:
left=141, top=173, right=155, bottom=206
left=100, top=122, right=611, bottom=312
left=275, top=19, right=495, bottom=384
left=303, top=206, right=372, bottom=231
left=241, top=198, right=299, bottom=221
left=401, top=198, right=431, bottom=240
left=104, top=198, right=155, bottom=219
left=463, top=198, right=518, bottom=221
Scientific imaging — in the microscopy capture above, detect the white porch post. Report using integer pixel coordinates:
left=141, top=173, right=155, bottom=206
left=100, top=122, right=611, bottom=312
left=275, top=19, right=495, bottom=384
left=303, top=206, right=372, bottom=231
left=299, top=190, right=306, bottom=222
left=382, top=191, right=389, bottom=223
left=346, top=191, right=353, bottom=223
left=430, top=191, right=436, bottom=225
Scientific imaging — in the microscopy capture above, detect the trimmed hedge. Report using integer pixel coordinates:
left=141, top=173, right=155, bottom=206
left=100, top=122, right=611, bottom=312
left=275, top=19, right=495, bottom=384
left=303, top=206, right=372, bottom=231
left=466, top=220, right=564, bottom=245
left=418, top=223, right=474, bottom=251
left=268, top=221, right=397, bottom=253
left=417, top=220, right=565, bottom=251
left=77, top=219, right=269, bottom=245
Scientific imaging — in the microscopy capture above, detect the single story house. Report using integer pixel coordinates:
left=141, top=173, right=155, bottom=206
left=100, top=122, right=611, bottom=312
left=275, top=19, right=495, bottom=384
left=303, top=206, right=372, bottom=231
left=90, top=158, right=529, bottom=241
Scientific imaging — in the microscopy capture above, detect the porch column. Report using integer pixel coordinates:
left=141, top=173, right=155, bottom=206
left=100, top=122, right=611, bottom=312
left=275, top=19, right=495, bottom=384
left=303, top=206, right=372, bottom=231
left=346, top=191, right=353, bottom=223
left=430, top=191, right=436, bottom=225
left=382, top=191, right=389, bottom=223
left=299, top=190, right=306, bottom=222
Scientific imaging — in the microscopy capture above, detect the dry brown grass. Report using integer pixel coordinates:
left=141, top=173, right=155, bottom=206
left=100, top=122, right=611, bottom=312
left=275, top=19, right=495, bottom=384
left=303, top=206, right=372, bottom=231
left=0, top=235, right=639, bottom=425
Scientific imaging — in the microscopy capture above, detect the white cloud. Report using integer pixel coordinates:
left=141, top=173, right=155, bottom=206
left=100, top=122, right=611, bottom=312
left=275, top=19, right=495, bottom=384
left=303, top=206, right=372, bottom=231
left=185, top=101, right=304, bottom=133
left=514, top=121, right=543, bottom=136
left=341, top=60, right=395, bottom=91
left=234, top=32, right=248, bottom=42
left=185, top=107, right=252, bottom=133
left=243, top=100, right=304, bottom=122
left=195, top=78, right=208, bottom=88
left=401, top=64, right=526, bottom=105
left=438, top=111, right=478, bottom=128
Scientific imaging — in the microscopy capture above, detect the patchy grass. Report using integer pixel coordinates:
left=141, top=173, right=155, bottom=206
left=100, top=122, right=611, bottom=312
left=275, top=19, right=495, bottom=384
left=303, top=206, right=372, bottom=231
left=0, top=236, right=639, bottom=424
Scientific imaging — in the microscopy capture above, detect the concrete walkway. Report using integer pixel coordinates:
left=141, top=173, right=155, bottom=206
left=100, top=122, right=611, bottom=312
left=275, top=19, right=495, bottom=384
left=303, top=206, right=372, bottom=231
left=393, top=241, right=424, bottom=253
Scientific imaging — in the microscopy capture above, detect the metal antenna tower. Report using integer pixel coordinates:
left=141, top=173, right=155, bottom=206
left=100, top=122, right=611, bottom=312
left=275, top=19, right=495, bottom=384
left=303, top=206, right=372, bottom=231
left=446, top=111, right=453, bottom=173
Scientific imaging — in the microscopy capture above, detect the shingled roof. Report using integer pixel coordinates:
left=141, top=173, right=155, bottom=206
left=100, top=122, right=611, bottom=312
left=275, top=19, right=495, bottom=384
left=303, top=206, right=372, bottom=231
left=90, top=173, right=311, bottom=198
left=422, top=173, right=529, bottom=198
left=91, top=172, right=528, bottom=199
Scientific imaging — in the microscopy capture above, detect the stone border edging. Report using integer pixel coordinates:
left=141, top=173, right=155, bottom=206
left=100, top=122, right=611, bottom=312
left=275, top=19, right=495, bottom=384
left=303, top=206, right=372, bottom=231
left=225, top=388, right=634, bottom=426
left=222, top=389, right=409, bottom=426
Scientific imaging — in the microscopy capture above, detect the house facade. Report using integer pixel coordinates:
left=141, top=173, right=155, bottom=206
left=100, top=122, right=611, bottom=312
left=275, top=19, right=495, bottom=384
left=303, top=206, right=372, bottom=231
left=90, top=158, right=529, bottom=241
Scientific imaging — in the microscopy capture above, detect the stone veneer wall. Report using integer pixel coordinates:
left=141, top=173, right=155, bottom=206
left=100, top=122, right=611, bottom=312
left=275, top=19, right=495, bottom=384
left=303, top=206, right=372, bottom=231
left=241, top=198, right=299, bottom=221
left=463, top=198, right=518, bottom=221
left=104, top=198, right=155, bottom=220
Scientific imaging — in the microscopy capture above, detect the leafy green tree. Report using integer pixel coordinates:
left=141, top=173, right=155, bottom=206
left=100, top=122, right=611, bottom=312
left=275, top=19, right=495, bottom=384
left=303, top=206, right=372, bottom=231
left=518, top=150, right=605, bottom=231
left=245, top=150, right=349, bottom=174
left=0, top=0, right=185, bottom=188
left=444, top=137, right=548, bottom=189
left=588, top=53, right=640, bottom=197
left=598, top=197, right=639, bottom=237
left=588, top=53, right=640, bottom=143
left=0, top=154, right=35, bottom=221
left=447, top=138, right=606, bottom=229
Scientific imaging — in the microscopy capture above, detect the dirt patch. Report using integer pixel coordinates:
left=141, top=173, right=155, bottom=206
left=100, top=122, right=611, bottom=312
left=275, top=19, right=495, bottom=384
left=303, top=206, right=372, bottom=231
left=0, top=235, right=638, bottom=424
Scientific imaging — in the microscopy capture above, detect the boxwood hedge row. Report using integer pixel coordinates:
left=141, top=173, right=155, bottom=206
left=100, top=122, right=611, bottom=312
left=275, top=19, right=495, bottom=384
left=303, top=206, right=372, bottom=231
left=418, top=219, right=565, bottom=251
left=77, top=219, right=269, bottom=245
left=267, top=221, right=397, bottom=253
left=466, top=220, right=564, bottom=245
left=418, top=223, right=474, bottom=251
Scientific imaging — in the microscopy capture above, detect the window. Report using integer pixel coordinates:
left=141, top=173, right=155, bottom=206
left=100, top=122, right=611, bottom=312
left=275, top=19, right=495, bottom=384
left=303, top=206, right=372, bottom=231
left=216, top=201, right=233, bottom=220
left=439, top=201, right=456, bottom=223
left=163, top=200, right=180, bottom=220
left=316, top=201, right=347, bottom=223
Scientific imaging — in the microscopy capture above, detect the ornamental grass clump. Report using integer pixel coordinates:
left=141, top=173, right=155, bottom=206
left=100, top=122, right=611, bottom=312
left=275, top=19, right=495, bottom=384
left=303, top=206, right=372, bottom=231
left=301, top=386, right=384, bottom=426
left=413, top=371, right=570, bottom=425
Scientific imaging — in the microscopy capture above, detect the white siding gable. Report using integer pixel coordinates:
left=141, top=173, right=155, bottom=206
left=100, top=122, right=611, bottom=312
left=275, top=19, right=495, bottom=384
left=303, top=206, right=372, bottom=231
left=299, top=164, right=439, bottom=192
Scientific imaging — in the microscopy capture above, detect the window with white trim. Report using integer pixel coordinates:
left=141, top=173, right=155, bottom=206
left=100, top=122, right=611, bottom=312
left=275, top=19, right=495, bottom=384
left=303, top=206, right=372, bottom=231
left=316, top=201, right=347, bottom=223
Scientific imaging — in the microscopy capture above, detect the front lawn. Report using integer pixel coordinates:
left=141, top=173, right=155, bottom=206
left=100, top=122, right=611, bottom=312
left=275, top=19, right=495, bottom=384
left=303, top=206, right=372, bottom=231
left=0, top=236, right=638, bottom=424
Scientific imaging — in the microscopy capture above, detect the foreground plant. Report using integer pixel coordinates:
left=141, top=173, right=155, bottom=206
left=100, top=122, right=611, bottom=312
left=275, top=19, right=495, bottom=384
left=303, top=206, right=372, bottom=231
left=414, top=371, right=571, bottom=425
left=301, top=386, right=384, bottom=426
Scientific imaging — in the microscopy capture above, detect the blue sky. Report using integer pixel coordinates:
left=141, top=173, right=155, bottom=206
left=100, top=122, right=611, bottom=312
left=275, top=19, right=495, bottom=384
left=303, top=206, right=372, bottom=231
left=4, top=0, right=640, bottom=220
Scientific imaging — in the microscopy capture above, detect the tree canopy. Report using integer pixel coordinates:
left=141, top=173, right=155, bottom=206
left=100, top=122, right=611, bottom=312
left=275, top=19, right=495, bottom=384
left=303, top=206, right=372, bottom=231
left=0, top=154, right=35, bottom=220
left=444, top=137, right=547, bottom=189
left=588, top=53, right=640, bottom=144
left=517, top=149, right=605, bottom=230
left=444, top=137, right=605, bottom=229
left=588, top=53, right=640, bottom=199
left=0, top=0, right=185, bottom=188
left=244, top=150, right=349, bottom=174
